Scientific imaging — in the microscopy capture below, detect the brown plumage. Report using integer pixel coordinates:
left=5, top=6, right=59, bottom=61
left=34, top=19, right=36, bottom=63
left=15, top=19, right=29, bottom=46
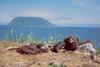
left=51, top=42, right=65, bottom=52
left=16, top=43, right=48, bottom=55
left=63, top=36, right=79, bottom=51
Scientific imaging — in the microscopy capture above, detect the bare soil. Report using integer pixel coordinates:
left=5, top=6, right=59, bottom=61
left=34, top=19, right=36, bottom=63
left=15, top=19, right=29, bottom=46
left=0, top=41, right=100, bottom=67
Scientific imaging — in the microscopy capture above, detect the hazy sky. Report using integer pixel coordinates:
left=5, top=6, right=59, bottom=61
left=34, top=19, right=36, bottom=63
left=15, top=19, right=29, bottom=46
left=0, top=0, right=100, bottom=26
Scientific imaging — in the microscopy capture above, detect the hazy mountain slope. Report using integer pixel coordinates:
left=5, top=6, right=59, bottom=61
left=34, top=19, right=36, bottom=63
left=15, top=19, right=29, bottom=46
left=9, top=17, right=55, bottom=27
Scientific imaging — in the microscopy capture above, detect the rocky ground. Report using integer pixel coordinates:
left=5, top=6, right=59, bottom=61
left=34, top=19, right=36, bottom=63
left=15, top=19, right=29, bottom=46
left=0, top=41, right=100, bottom=67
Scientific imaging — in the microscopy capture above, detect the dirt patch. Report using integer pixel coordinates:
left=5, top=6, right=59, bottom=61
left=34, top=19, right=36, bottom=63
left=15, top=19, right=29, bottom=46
left=0, top=41, right=100, bottom=67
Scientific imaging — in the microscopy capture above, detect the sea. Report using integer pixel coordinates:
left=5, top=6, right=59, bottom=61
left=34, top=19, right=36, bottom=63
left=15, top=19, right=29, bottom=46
left=0, top=25, right=100, bottom=48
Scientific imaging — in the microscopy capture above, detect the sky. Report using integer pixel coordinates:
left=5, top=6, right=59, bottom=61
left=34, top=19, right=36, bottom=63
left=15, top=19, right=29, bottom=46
left=0, top=0, right=100, bottom=26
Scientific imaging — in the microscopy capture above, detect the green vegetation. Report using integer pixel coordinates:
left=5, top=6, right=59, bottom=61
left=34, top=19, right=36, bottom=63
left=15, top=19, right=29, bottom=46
left=4, top=29, right=39, bottom=43
left=4, top=29, right=17, bottom=41
left=4, top=29, right=62, bottom=44
left=47, top=36, right=57, bottom=44
left=96, top=48, right=100, bottom=54
left=49, top=63, right=67, bottom=67
left=16, top=32, right=25, bottom=43
left=47, top=33, right=64, bottom=44
left=27, top=32, right=39, bottom=43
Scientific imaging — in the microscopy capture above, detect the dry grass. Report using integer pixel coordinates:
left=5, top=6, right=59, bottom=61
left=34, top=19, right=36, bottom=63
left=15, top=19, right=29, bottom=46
left=0, top=41, right=100, bottom=67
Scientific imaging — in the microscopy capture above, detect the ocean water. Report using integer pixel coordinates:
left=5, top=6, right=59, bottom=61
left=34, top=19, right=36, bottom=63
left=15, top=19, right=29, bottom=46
left=0, top=25, right=100, bottom=47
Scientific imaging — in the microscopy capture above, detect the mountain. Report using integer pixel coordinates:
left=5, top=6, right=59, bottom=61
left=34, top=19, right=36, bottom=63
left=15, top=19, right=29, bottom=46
left=8, top=17, right=55, bottom=27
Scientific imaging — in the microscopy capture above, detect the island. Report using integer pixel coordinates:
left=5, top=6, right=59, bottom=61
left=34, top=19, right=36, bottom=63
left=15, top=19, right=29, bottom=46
left=8, top=17, right=55, bottom=27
